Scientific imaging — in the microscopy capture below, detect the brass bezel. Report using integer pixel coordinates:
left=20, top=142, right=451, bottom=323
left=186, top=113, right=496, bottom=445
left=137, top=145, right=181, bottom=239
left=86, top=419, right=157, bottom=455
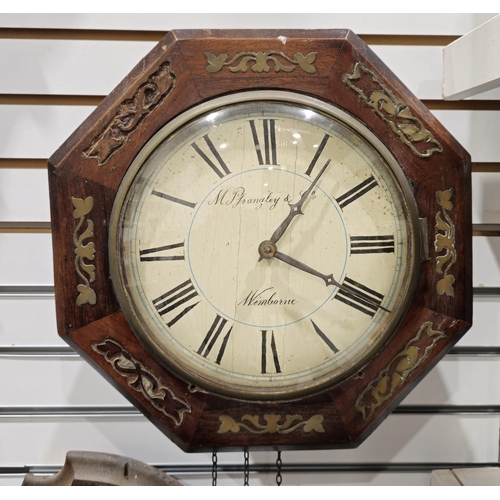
left=109, top=90, right=421, bottom=401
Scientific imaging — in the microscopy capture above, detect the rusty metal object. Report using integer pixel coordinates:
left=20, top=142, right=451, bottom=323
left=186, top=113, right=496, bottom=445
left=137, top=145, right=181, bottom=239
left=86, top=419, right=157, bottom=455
left=22, top=450, right=182, bottom=486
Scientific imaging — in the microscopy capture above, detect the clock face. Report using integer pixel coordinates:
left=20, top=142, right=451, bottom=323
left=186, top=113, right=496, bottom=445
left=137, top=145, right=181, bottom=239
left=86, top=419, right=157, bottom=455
left=110, top=92, right=419, bottom=400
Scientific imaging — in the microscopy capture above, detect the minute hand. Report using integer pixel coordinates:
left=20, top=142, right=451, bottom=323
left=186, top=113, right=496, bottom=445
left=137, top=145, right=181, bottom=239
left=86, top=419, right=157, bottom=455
left=268, top=159, right=331, bottom=245
left=274, top=250, right=391, bottom=313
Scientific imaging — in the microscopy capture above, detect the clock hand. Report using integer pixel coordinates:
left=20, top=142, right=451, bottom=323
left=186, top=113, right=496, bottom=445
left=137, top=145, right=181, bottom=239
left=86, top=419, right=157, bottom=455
left=271, top=159, right=331, bottom=244
left=258, top=159, right=331, bottom=262
left=273, top=250, right=391, bottom=313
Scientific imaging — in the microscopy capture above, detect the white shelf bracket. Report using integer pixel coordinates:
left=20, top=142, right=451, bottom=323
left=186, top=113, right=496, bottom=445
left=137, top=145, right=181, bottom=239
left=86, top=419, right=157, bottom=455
left=443, top=14, right=500, bottom=100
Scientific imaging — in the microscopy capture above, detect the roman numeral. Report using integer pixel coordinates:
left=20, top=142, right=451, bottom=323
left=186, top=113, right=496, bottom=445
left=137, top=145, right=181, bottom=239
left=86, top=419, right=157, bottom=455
left=140, top=242, right=184, bottom=261
left=261, top=330, right=281, bottom=374
left=310, top=320, right=339, bottom=353
left=350, top=235, right=395, bottom=255
left=191, top=134, right=231, bottom=178
left=305, top=133, right=330, bottom=176
left=336, top=176, right=378, bottom=209
left=249, top=119, right=278, bottom=165
left=197, top=314, right=233, bottom=365
left=151, top=189, right=196, bottom=209
left=334, top=277, right=384, bottom=317
left=152, top=279, right=199, bottom=327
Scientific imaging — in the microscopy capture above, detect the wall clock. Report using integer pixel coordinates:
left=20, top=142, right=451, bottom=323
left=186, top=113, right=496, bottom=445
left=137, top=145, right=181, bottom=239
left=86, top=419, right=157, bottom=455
left=49, top=30, right=472, bottom=451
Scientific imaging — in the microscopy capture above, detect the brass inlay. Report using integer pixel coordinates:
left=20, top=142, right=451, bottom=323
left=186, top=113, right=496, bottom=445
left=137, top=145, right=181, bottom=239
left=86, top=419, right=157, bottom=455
left=205, top=51, right=317, bottom=74
left=217, top=414, right=325, bottom=434
left=91, top=338, right=191, bottom=426
left=187, top=384, right=208, bottom=394
left=356, top=321, right=447, bottom=420
left=343, top=61, right=443, bottom=158
left=435, top=189, right=457, bottom=297
left=72, top=196, right=96, bottom=306
left=83, top=61, right=176, bottom=165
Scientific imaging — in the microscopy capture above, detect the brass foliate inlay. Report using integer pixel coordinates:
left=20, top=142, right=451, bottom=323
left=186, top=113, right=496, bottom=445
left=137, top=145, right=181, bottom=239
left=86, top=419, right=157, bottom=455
left=435, top=189, right=457, bottom=297
left=83, top=61, right=176, bottom=165
left=217, top=414, right=325, bottom=434
left=205, top=51, right=317, bottom=74
left=91, top=338, right=191, bottom=426
left=72, top=196, right=96, bottom=306
left=356, top=321, right=447, bottom=420
left=343, top=61, right=443, bottom=158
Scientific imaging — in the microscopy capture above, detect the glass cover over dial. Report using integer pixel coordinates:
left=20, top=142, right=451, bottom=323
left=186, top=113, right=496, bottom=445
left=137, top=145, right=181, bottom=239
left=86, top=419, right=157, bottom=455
left=110, top=92, right=419, bottom=400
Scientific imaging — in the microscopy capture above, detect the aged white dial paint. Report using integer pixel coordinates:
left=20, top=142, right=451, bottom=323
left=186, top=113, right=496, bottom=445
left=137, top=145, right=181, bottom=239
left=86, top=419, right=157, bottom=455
left=110, top=92, right=419, bottom=400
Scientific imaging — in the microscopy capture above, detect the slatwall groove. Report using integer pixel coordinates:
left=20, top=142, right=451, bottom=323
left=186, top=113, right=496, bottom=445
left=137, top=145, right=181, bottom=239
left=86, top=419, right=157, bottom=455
left=3, top=95, right=500, bottom=110
left=1, top=461, right=499, bottom=478
left=4, top=345, right=499, bottom=357
left=473, top=224, right=500, bottom=237
left=0, top=27, right=168, bottom=41
left=423, top=100, right=500, bottom=111
left=2, top=222, right=497, bottom=236
left=0, top=285, right=54, bottom=297
left=472, top=162, right=500, bottom=173
left=1, top=405, right=500, bottom=418
left=0, top=95, right=103, bottom=106
left=0, top=28, right=460, bottom=46
left=0, top=222, right=51, bottom=233
left=1, top=286, right=498, bottom=297
left=2, top=159, right=499, bottom=171
left=0, top=159, right=47, bottom=169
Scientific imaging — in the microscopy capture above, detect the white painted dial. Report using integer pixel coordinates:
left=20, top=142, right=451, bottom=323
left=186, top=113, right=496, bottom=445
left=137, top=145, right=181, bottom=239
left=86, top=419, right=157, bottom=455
left=111, top=92, right=419, bottom=400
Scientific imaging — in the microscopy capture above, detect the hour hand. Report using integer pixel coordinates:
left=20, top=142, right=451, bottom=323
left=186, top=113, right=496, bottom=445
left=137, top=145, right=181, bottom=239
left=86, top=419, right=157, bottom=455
left=274, top=250, right=339, bottom=287
left=273, top=250, right=391, bottom=314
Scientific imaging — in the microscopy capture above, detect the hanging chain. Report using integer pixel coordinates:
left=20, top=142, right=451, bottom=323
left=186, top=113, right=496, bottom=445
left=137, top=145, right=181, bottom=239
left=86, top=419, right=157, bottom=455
left=276, top=451, right=283, bottom=486
left=211, top=451, right=218, bottom=486
left=243, top=450, right=250, bottom=486
left=212, top=449, right=281, bottom=485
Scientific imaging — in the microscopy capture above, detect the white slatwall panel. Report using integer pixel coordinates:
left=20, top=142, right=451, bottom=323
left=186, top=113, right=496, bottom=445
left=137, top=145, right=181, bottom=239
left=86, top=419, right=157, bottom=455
left=2, top=232, right=497, bottom=287
left=432, top=110, right=500, bottom=162
left=1, top=356, right=499, bottom=406
left=462, top=299, right=500, bottom=346
left=0, top=13, right=495, bottom=34
left=2, top=107, right=499, bottom=161
left=0, top=40, right=496, bottom=102
left=1, top=13, right=499, bottom=487
left=0, top=298, right=59, bottom=345
left=2, top=298, right=500, bottom=348
left=0, top=106, right=94, bottom=158
left=0, top=164, right=496, bottom=224
left=3, top=297, right=495, bottom=350
left=1, top=295, right=498, bottom=349
left=0, top=417, right=497, bottom=466
left=0, top=40, right=154, bottom=96
left=0, top=169, right=49, bottom=221
left=0, top=234, right=53, bottom=284
left=473, top=173, right=500, bottom=224
left=0, top=41, right=442, bottom=99
left=0, top=105, right=500, bottom=162
left=1, top=358, right=129, bottom=406
left=474, top=238, right=500, bottom=286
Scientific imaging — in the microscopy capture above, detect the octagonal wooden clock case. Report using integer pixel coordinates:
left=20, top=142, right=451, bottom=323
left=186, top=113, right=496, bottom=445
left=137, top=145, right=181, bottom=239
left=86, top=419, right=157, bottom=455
left=49, top=30, right=472, bottom=452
